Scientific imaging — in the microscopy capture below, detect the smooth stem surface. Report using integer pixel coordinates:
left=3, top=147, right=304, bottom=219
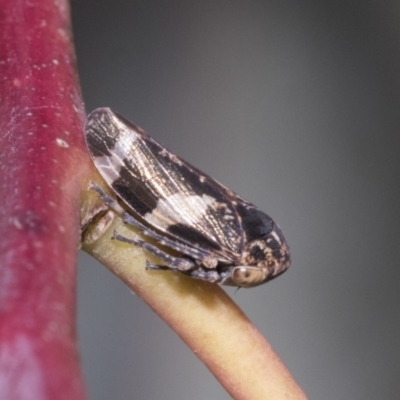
left=83, top=213, right=308, bottom=400
left=0, top=1, right=89, bottom=399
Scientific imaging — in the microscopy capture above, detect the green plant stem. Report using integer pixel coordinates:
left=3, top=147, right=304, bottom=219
left=83, top=210, right=308, bottom=400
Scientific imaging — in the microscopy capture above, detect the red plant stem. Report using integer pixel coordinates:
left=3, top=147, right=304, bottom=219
left=0, top=1, right=89, bottom=399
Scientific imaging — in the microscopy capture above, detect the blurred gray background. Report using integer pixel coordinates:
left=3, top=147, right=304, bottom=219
left=72, top=1, right=400, bottom=399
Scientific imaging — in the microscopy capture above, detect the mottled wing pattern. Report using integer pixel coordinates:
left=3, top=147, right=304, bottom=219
left=85, top=108, right=245, bottom=263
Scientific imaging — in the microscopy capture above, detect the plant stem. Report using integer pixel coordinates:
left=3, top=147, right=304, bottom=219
left=0, top=1, right=89, bottom=398
left=83, top=213, right=308, bottom=400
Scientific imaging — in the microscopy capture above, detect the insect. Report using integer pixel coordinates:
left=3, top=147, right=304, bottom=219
left=85, top=108, right=290, bottom=287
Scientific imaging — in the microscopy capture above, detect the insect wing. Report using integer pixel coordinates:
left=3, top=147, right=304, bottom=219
left=85, top=108, right=244, bottom=263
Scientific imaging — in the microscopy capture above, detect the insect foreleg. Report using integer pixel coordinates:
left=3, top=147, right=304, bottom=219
left=180, top=267, right=221, bottom=283
left=145, top=261, right=221, bottom=283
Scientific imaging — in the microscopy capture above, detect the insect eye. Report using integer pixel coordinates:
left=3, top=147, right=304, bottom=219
left=231, top=266, right=267, bottom=288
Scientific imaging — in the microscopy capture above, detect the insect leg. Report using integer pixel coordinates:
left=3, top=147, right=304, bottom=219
left=90, top=182, right=211, bottom=262
left=113, top=232, right=195, bottom=271
left=89, top=182, right=125, bottom=213
left=119, top=213, right=208, bottom=263
left=146, top=261, right=221, bottom=283
left=181, top=265, right=222, bottom=283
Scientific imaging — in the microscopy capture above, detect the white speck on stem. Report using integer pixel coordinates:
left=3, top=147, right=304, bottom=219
left=56, top=138, right=69, bottom=148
